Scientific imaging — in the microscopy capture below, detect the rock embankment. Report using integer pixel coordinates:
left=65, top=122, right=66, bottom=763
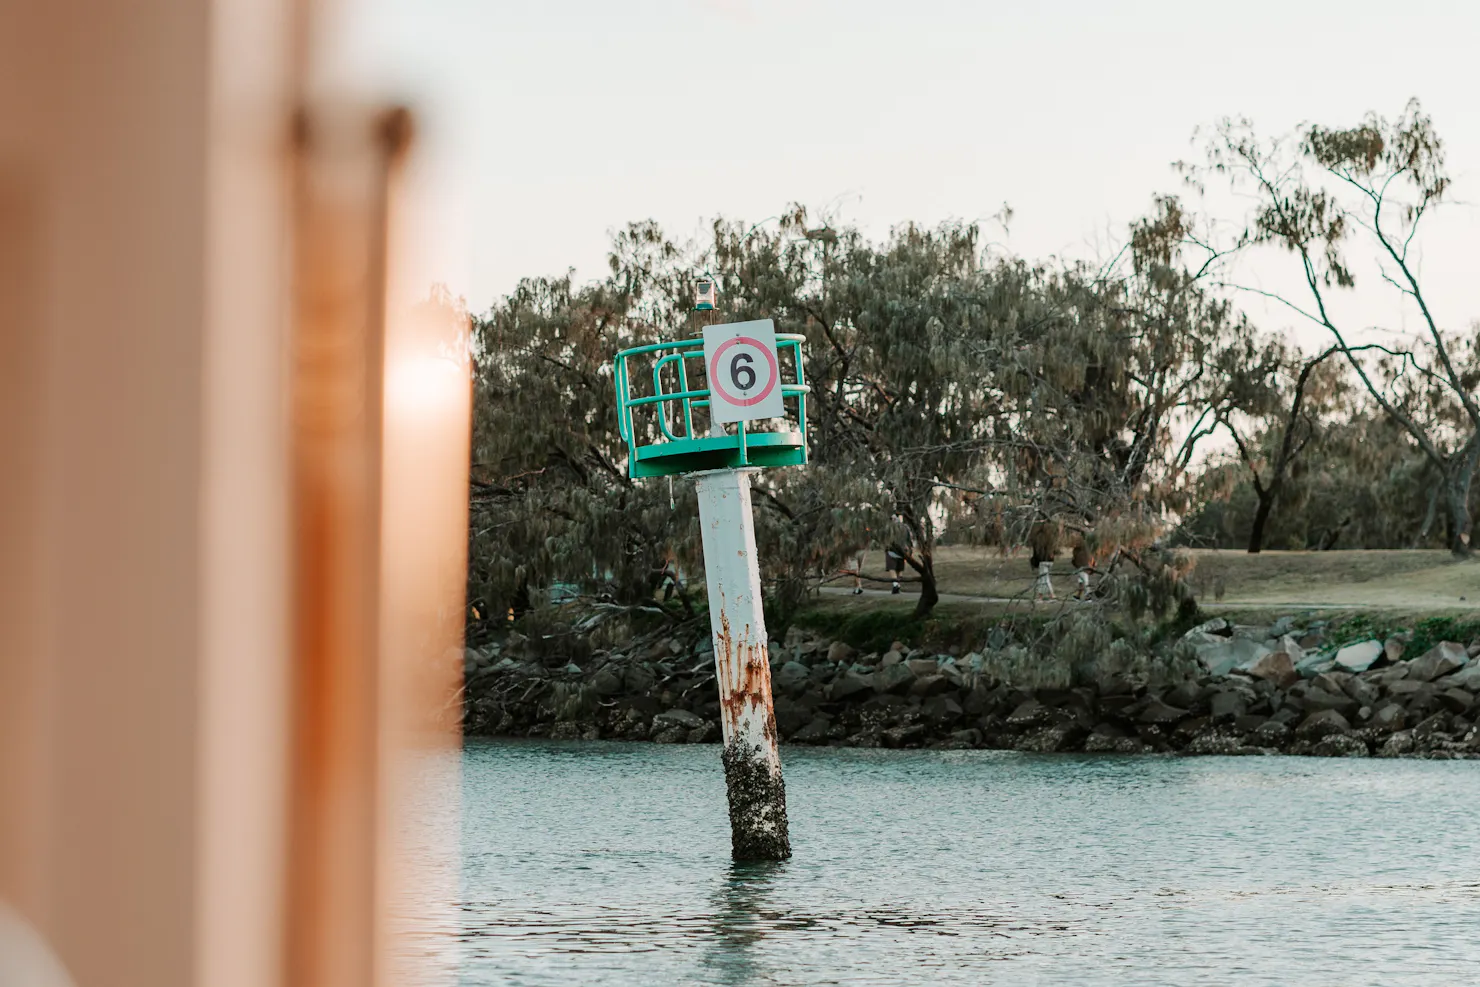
left=462, top=619, right=1480, bottom=758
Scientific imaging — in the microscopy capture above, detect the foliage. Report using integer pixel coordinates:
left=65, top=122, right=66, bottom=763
left=466, top=225, right=697, bottom=638
left=1175, top=99, right=1479, bottom=554
left=715, top=205, right=1254, bottom=616
left=465, top=100, right=1478, bottom=646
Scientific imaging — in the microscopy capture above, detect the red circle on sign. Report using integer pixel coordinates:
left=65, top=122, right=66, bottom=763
left=710, top=336, right=780, bottom=408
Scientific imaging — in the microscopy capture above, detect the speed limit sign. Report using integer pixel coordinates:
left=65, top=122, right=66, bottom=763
left=702, top=319, right=785, bottom=423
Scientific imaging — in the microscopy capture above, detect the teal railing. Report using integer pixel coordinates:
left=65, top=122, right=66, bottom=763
left=613, top=334, right=809, bottom=478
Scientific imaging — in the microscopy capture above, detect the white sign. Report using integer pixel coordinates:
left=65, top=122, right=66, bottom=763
left=702, top=319, right=785, bottom=424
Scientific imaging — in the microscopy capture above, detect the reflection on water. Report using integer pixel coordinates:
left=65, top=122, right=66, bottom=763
left=453, top=740, right=1480, bottom=986
left=699, top=862, right=785, bottom=985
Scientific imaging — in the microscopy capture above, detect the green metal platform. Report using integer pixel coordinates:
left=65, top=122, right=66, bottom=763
left=614, top=334, right=809, bottom=479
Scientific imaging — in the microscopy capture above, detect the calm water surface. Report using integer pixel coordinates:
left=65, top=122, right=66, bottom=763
left=451, top=739, right=1480, bottom=986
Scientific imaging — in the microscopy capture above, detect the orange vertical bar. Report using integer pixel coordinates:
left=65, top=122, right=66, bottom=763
left=285, top=104, right=412, bottom=987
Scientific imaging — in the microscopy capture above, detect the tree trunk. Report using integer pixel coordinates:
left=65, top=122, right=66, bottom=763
left=1447, top=473, right=1474, bottom=557
left=1413, top=484, right=1440, bottom=548
left=1447, top=437, right=1479, bottom=557
left=1318, top=518, right=1349, bottom=551
left=910, top=549, right=938, bottom=619
left=1247, top=489, right=1275, bottom=554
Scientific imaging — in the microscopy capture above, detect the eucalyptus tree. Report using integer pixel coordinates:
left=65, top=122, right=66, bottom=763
left=978, top=198, right=1270, bottom=567
left=1216, top=342, right=1344, bottom=553
left=716, top=210, right=1020, bottom=616
left=712, top=203, right=1264, bottom=615
left=466, top=223, right=699, bottom=631
left=1185, top=100, right=1479, bottom=554
left=467, top=218, right=886, bottom=633
left=1181, top=407, right=1456, bottom=551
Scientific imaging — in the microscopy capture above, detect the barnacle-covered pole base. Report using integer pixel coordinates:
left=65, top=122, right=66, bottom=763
left=694, top=468, right=791, bottom=860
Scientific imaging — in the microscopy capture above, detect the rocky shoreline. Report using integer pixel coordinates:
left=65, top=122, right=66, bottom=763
left=462, top=617, right=1480, bottom=759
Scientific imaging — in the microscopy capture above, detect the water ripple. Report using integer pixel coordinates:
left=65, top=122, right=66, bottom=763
left=444, top=740, right=1480, bottom=986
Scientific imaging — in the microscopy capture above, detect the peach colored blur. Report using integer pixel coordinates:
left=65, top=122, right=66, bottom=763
left=0, top=2, right=469, bottom=986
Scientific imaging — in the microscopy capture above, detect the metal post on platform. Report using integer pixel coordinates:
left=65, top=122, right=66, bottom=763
left=694, top=466, right=791, bottom=860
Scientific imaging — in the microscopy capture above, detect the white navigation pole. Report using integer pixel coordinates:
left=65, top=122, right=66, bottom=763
left=614, top=279, right=806, bottom=859
left=696, top=303, right=791, bottom=860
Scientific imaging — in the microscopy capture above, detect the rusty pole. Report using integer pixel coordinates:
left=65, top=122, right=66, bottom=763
left=694, top=468, right=791, bottom=860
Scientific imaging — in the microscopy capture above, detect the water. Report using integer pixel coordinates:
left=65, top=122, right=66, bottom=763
left=453, top=739, right=1480, bottom=986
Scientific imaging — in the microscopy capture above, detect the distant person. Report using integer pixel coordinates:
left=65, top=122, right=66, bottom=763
left=1034, top=559, right=1055, bottom=601
left=851, top=550, right=866, bottom=595
left=1072, top=543, right=1096, bottom=600
left=1029, top=544, right=1048, bottom=597
left=885, top=549, right=905, bottom=594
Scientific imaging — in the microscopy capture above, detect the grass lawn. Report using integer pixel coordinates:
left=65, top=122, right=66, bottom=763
left=789, top=549, right=1479, bottom=653
left=834, top=546, right=1480, bottom=611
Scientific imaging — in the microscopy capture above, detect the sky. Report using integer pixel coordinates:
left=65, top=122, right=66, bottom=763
left=334, top=0, right=1480, bottom=349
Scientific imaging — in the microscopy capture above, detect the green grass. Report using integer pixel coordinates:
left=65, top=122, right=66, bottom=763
left=788, top=593, right=1480, bottom=659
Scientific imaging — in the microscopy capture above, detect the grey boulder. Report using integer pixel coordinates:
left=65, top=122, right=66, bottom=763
left=1370, top=703, right=1406, bottom=732
left=1195, top=638, right=1271, bottom=677
left=1408, top=642, right=1469, bottom=682
left=921, top=694, right=964, bottom=724
left=873, top=662, right=916, bottom=694
left=1006, top=700, right=1051, bottom=728
left=1138, top=699, right=1189, bottom=725
left=774, top=660, right=811, bottom=690
left=591, top=666, right=624, bottom=697
left=626, top=663, right=657, bottom=692
left=1209, top=690, right=1248, bottom=722
left=791, top=716, right=834, bottom=744
left=1016, top=724, right=1082, bottom=752
left=826, top=641, right=855, bottom=663
left=1442, top=664, right=1480, bottom=690
left=1296, top=709, right=1351, bottom=739
left=829, top=671, right=875, bottom=701
left=1333, top=640, right=1383, bottom=674
left=1377, top=730, right=1416, bottom=757
left=1295, top=651, right=1336, bottom=679
left=909, top=673, right=955, bottom=698
left=1310, top=734, right=1368, bottom=757
left=1246, top=650, right=1298, bottom=687
left=653, top=708, right=705, bottom=730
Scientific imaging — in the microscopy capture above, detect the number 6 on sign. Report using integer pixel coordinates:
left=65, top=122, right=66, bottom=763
left=702, top=319, right=786, bottom=424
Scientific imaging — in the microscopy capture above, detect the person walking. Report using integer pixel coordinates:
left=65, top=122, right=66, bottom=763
left=1071, top=543, right=1096, bottom=600
left=1028, top=544, right=1054, bottom=601
left=885, top=549, right=904, bottom=594
left=1033, top=559, right=1055, bottom=601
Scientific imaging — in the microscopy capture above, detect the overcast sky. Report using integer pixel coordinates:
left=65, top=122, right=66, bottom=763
left=336, top=0, right=1480, bottom=346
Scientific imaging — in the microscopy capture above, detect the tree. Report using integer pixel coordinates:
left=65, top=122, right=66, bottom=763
left=713, top=203, right=1260, bottom=616
left=1178, top=405, right=1466, bottom=552
left=1215, top=341, right=1343, bottom=552
left=716, top=211, right=1050, bottom=616
left=467, top=219, right=889, bottom=635
left=964, top=197, right=1268, bottom=573
left=1185, top=100, right=1479, bottom=554
left=466, top=224, right=698, bottom=634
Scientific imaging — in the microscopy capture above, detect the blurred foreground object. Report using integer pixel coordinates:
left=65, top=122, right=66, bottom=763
left=0, top=2, right=468, bottom=986
left=0, top=902, right=75, bottom=987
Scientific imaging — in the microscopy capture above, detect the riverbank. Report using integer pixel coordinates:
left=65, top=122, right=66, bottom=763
left=462, top=614, right=1480, bottom=758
